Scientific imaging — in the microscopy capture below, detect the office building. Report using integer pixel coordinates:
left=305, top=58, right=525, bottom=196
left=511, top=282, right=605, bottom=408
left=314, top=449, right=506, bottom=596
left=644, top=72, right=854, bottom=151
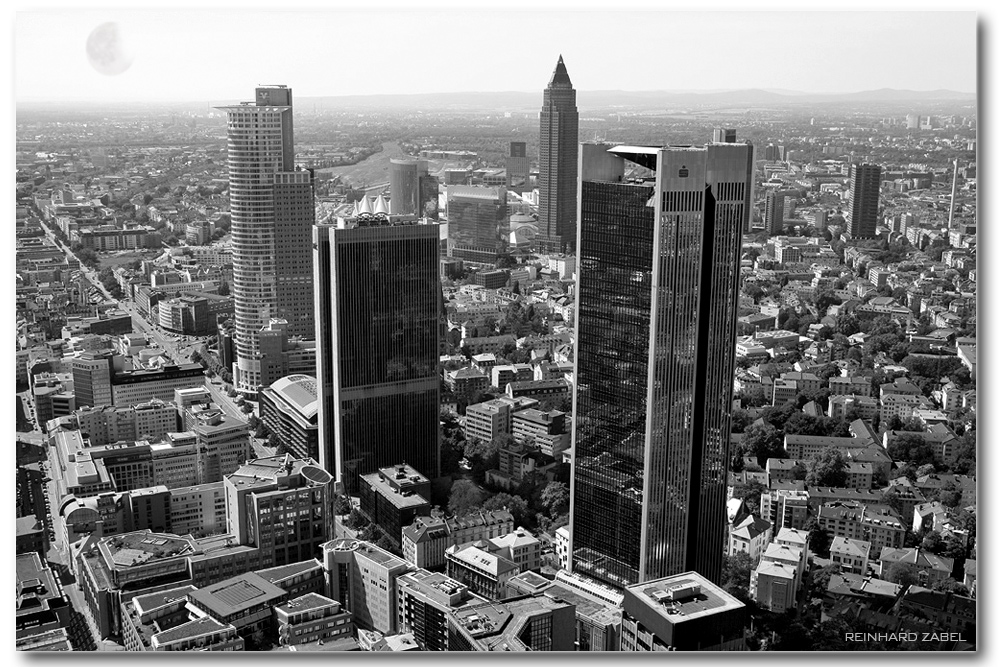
left=764, top=190, right=788, bottom=236
left=505, top=570, right=623, bottom=651
left=186, top=572, right=289, bottom=644
left=620, top=572, right=746, bottom=651
left=446, top=594, right=576, bottom=651
left=322, top=538, right=414, bottom=634
left=538, top=55, right=579, bottom=253
left=16, top=553, right=72, bottom=649
left=506, top=141, right=530, bottom=192
left=712, top=128, right=737, bottom=143
left=224, top=455, right=333, bottom=568
left=446, top=185, right=507, bottom=263
left=111, top=364, right=206, bottom=407
left=359, top=464, right=432, bottom=551
left=397, top=569, right=487, bottom=651
left=274, top=593, right=353, bottom=647
left=445, top=540, right=521, bottom=600
left=71, top=351, right=116, bottom=408
left=313, top=219, right=440, bottom=493
left=846, top=163, right=882, bottom=239
left=259, top=374, right=319, bottom=461
left=401, top=510, right=515, bottom=570
left=218, top=86, right=315, bottom=397
left=390, top=159, right=421, bottom=215
left=75, top=400, right=180, bottom=446
left=121, top=586, right=244, bottom=652
left=570, top=142, right=752, bottom=588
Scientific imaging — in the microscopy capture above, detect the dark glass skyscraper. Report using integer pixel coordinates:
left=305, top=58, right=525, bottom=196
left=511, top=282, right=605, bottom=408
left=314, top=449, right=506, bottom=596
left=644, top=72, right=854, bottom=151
left=506, top=141, right=529, bottom=193
left=570, top=141, right=753, bottom=588
left=847, top=163, right=881, bottom=239
left=313, top=216, right=441, bottom=494
left=538, top=55, right=579, bottom=254
left=445, top=185, right=507, bottom=263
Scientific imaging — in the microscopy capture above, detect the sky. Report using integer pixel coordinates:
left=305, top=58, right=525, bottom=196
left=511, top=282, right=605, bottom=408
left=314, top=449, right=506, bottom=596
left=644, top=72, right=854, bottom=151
left=13, top=6, right=977, bottom=104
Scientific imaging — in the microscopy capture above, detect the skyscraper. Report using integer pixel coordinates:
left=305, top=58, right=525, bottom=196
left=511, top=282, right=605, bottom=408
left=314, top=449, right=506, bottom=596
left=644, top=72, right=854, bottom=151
left=445, top=185, right=507, bottom=263
left=569, top=141, right=753, bottom=589
left=846, top=163, right=881, bottom=239
left=313, top=215, right=441, bottom=494
left=218, top=86, right=315, bottom=396
left=712, top=128, right=737, bottom=144
left=390, top=159, right=420, bottom=216
left=764, top=190, right=789, bottom=236
left=538, top=55, right=579, bottom=254
left=506, top=141, right=529, bottom=193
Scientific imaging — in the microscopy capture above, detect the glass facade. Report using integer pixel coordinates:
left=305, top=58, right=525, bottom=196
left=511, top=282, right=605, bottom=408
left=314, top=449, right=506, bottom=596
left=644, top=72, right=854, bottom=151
left=847, top=163, right=881, bottom=239
left=572, top=179, right=655, bottom=587
left=320, top=222, right=441, bottom=493
left=313, top=225, right=336, bottom=476
left=571, top=143, right=751, bottom=588
left=445, top=186, right=507, bottom=263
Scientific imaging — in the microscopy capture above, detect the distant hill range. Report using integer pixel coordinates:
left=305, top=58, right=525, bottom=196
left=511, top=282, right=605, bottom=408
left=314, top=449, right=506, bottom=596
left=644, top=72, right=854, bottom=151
left=295, top=87, right=976, bottom=111
left=17, top=87, right=975, bottom=114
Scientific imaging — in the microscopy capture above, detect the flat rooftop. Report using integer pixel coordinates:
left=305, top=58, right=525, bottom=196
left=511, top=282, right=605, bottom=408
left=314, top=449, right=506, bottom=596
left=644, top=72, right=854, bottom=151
left=132, top=585, right=198, bottom=616
left=627, top=571, right=744, bottom=623
left=324, top=538, right=410, bottom=570
left=275, top=592, right=338, bottom=616
left=362, top=472, right=431, bottom=510
left=187, top=572, right=287, bottom=618
left=152, top=616, right=231, bottom=647
left=100, top=532, right=197, bottom=568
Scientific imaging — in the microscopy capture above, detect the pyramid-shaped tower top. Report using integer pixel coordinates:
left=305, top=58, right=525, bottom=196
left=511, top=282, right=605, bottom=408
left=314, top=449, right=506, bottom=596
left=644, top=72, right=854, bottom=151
left=358, top=196, right=373, bottom=215
left=548, top=55, right=573, bottom=88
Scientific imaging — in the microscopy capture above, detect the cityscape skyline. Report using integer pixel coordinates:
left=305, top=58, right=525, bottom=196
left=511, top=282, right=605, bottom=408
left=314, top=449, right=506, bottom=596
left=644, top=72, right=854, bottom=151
left=12, top=7, right=980, bottom=653
left=14, top=9, right=977, bottom=103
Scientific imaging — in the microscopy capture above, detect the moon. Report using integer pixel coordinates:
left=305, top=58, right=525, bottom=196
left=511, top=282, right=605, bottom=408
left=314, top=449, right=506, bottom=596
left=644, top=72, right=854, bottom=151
left=86, top=22, right=134, bottom=76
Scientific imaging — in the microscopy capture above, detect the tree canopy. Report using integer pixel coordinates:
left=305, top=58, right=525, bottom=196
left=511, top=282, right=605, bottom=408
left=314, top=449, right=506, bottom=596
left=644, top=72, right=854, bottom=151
left=448, top=479, right=485, bottom=517
left=807, top=447, right=849, bottom=487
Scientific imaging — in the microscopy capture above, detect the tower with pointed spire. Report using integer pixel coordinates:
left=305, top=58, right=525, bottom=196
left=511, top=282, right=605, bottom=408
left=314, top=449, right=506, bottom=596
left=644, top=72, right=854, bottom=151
left=538, top=55, right=580, bottom=254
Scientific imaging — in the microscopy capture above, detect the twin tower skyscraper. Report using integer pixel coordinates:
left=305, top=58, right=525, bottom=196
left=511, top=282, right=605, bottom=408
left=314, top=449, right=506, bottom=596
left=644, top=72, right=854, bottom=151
left=221, top=59, right=752, bottom=588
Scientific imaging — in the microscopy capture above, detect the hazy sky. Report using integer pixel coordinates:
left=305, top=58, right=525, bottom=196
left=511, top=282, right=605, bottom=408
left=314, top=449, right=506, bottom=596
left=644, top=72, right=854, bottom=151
left=14, top=7, right=978, bottom=103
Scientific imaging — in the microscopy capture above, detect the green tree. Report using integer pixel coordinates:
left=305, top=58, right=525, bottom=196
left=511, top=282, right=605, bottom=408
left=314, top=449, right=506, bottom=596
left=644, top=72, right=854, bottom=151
left=332, top=495, right=353, bottom=515
left=721, top=551, right=754, bottom=603
left=736, top=423, right=786, bottom=468
left=730, top=409, right=753, bottom=434
left=809, top=523, right=833, bottom=558
left=448, top=479, right=485, bottom=517
left=885, top=561, right=921, bottom=588
left=886, top=433, right=937, bottom=466
left=938, top=481, right=963, bottom=508
left=344, top=508, right=369, bottom=530
left=735, top=385, right=768, bottom=408
left=482, top=493, right=530, bottom=527
left=539, top=481, right=570, bottom=518
left=809, top=562, right=841, bottom=599
left=807, top=447, right=849, bottom=487
left=731, top=479, right=768, bottom=516
left=930, top=578, right=970, bottom=596
left=951, top=430, right=976, bottom=475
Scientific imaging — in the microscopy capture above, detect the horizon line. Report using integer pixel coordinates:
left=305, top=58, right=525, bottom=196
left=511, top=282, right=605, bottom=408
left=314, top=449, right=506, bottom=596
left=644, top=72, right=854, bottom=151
left=15, top=86, right=977, bottom=106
